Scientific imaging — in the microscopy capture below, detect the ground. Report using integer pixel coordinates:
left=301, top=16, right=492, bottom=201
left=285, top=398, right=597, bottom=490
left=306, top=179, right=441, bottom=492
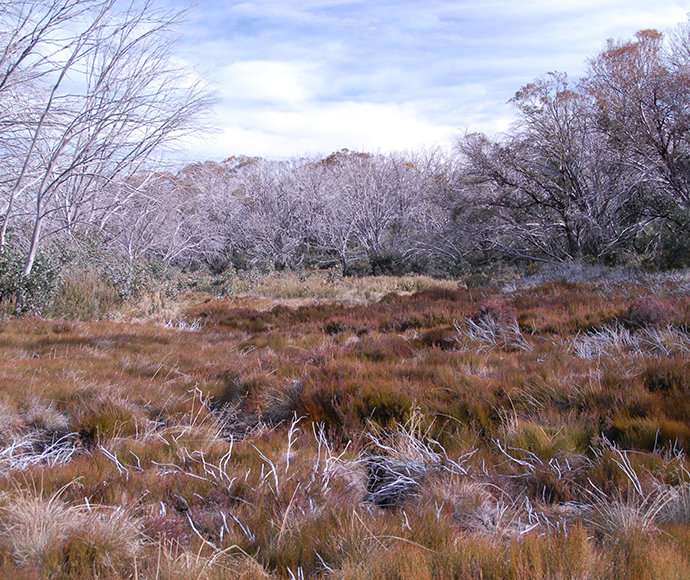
left=1, top=271, right=690, bottom=579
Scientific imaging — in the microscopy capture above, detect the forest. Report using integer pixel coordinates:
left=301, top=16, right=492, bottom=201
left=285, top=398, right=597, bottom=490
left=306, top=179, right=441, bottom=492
left=1, top=2, right=690, bottom=580
left=2, top=2, right=690, bottom=313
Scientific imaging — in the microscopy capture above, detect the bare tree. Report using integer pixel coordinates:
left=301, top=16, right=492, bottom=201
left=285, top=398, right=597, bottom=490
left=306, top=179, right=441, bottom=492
left=321, top=150, right=426, bottom=273
left=0, top=0, right=97, bottom=252
left=586, top=29, right=690, bottom=241
left=0, top=0, right=213, bottom=275
left=172, top=159, right=252, bottom=270
left=456, top=72, right=634, bottom=263
left=104, top=172, right=217, bottom=267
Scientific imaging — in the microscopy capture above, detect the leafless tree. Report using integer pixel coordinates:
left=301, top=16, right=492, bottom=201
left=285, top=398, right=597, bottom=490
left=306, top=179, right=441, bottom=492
left=0, top=0, right=213, bottom=275
left=173, top=159, right=254, bottom=269
left=585, top=28, right=690, bottom=262
left=456, top=72, right=634, bottom=263
left=159, top=150, right=461, bottom=275
left=104, top=172, right=216, bottom=267
left=319, top=150, right=427, bottom=273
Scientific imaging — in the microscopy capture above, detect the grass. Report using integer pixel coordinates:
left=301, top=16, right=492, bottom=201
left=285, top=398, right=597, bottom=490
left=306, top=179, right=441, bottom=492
left=0, top=272, right=689, bottom=577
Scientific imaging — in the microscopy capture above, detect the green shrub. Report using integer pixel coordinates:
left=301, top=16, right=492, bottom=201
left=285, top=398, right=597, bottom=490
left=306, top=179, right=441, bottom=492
left=0, top=245, right=63, bottom=316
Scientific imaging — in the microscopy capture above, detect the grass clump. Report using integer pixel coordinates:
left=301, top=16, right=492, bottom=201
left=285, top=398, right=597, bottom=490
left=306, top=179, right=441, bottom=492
left=0, top=485, right=142, bottom=579
left=0, top=276, right=689, bottom=577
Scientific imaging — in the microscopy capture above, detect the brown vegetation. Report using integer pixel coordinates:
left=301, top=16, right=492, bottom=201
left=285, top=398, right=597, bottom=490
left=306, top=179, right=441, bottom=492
left=0, top=273, right=690, bottom=578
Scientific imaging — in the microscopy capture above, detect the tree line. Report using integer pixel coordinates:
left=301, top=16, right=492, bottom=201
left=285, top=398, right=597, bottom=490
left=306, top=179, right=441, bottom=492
left=2, top=2, right=690, bottom=310
left=458, top=27, right=690, bottom=270
left=104, top=21, right=690, bottom=279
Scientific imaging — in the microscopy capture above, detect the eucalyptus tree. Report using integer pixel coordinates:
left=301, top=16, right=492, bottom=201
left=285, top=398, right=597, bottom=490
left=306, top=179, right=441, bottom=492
left=104, top=172, right=218, bottom=267
left=309, top=155, right=359, bottom=271
left=239, top=159, right=314, bottom=269
left=0, top=0, right=213, bottom=275
left=457, top=72, right=633, bottom=263
left=409, top=149, right=484, bottom=267
left=286, top=156, right=335, bottom=267
left=0, top=0, right=94, bottom=252
left=173, top=159, right=253, bottom=270
left=323, top=150, right=426, bottom=273
left=586, top=28, right=690, bottom=261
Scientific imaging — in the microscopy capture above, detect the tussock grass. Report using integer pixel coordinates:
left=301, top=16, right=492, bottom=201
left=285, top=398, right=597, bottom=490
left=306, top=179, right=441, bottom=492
left=570, top=323, right=690, bottom=359
left=0, top=277, right=689, bottom=577
left=0, top=483, right=142, bottom=578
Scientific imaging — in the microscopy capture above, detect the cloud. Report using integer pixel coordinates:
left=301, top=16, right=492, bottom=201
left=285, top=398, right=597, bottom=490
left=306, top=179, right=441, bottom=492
left=182, top=99, right=464, bottom=159
left=218, top=61, right=319, bottom=104
left=169, top=0, right=690, bottom=159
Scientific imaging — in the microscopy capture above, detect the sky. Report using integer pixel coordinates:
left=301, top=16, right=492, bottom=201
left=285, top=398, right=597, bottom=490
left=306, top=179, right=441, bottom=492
left=169, top=0, right=690, bottom=160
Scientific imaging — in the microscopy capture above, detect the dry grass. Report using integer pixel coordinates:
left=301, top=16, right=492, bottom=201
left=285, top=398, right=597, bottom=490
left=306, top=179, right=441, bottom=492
left=0, top=483, right=142, bottom=578
left=0, top=275, right=689, bottom=577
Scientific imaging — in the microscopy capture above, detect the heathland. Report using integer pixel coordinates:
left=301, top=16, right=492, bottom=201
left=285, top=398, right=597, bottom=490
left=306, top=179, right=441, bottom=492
left=1, top=268, right=690, bottom=579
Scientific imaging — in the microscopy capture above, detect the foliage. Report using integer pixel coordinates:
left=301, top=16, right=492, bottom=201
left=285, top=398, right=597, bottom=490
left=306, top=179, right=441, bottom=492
left=624, top=296, right=679, bottom=327
left=0, top=244, right=63, bottom=316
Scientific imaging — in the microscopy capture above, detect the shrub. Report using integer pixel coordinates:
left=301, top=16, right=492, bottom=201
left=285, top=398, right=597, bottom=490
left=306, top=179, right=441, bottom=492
left=471, top=300, right=518, bottom=326
left=458, top=301, right=531, bottom=352
left=418, top=327, right=455, bottom=350
left=624, top=296, right=678, bottom=327
left=46, top=269, right=120, bottom=321
left=5, top=274, right=690, bottom=578
left=413, top=286, right=463, bottom=302
left=0, top=245, right=63, bottom=316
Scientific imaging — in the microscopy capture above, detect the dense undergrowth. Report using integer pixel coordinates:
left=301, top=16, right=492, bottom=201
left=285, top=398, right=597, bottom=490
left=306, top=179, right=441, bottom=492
left=1, top=271, right=690, bottom=578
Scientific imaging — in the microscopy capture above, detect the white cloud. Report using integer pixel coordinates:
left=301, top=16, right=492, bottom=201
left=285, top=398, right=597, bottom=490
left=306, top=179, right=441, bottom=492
left=170, top=0, right=690, bottom=159
left=183, top=99, right=460, bottom=158
left=218, top=61, right=319, bottom=104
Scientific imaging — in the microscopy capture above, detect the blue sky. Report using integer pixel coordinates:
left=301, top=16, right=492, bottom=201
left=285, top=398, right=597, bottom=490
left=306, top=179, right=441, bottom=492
left=171, top=0, right=689, bottom=160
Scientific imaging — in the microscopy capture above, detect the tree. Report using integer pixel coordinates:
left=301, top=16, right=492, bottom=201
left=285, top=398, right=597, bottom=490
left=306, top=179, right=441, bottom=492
left=173, top=159, right=252, bottom=271
left=240, top=159, right=314, bottom=270
left=456, top=72, right=634, bottom=263
left=586, top=28, right=690, bottom=260
left=104, top=172, right=216, bottom=267
left=323, top=150, right=425, bottom=274
left=0, top=0, right=213, bottom=275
